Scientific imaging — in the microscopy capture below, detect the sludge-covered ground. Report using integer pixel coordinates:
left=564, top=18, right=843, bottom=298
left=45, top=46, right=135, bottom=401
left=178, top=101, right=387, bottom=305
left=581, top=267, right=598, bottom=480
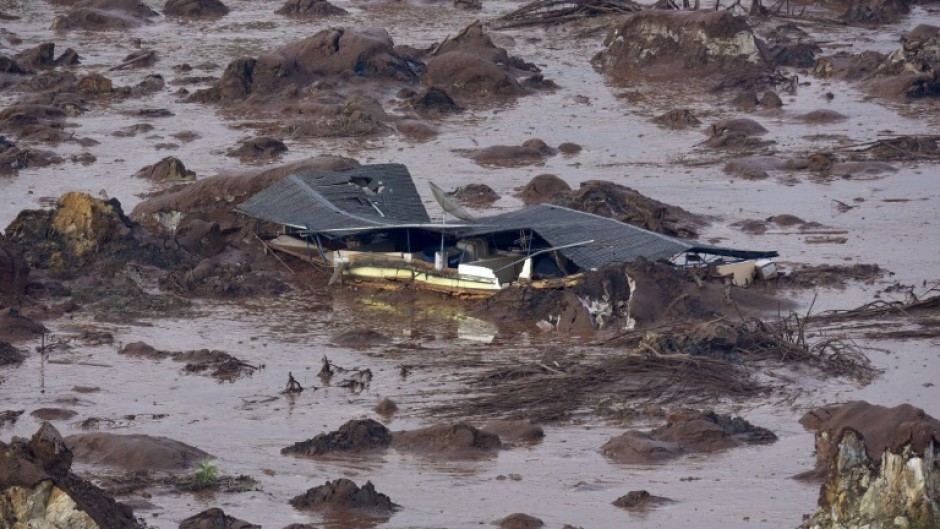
left=1, top=0, right=940, bottom=527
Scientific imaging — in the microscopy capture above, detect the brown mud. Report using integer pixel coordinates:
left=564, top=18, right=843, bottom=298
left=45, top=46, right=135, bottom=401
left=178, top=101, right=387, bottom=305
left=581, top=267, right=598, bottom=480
left=1, top=0, right=939, bottom=527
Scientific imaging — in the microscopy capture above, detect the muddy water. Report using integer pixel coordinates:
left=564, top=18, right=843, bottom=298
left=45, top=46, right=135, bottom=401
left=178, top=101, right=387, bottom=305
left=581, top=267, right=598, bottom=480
left=2, top=0, right=940, bottom=527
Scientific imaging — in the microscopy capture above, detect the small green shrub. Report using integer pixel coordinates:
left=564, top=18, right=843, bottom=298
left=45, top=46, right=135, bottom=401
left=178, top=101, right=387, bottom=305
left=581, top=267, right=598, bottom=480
left=193, top=457, right=218, bottom=488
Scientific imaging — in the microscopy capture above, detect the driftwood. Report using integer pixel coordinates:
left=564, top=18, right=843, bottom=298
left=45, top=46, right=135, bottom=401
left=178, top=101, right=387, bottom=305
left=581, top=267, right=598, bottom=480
left=494, top=0, right=642, bottom=28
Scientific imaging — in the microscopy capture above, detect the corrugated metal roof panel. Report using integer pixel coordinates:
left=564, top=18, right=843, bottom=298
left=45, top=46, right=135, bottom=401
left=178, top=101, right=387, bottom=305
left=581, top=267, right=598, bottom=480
left=463, top=204, right=693, bottom=269
left=236, top=163, right=430, bottom=230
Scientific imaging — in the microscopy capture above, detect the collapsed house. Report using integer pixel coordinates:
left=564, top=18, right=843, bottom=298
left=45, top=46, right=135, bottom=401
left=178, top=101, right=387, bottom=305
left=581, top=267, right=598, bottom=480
left=236, top=164, right=777, bottom=296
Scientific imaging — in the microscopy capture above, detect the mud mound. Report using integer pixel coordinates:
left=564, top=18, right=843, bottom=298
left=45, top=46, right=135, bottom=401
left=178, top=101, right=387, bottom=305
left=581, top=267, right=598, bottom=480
left=613, top=490, right=673, bottom=511
left=14, top=43, right=80, bottom=69
left=0, top=310, right=48, bottom=342
left=290, top=478, right=397, bottom=513
left=498, top=513, right=544, bottom=529
left=516, top=174, right=571, bottom=205
left=392, top=423, right=501, bottom=455
left=31, top=408, right=77, bottom=420
left=331, top=328, right=389, bottom=347
left=0, top=423, right=142, bottom=529
left=451, top=183, right=499, bottom=207
left=65, top=432, right=209, bottom=470
left=179, top=507, right=260, bottom=529
left=227, top=136, right=287, bottom=162
left=425, top=21, right=541, bottom=102
left=652, top=108, right=701, bottom=129
left=840, top=0, right=909, bottom=23
left=467, top=139, right=556, bottom=167
left=477, top=262, right=635, bottom=334
left=603, top=411, right=775, bottom=463
left=119, top=341, right=258, bottom=381
left=774, top=263, right=885, bottom=289
left=282, top=419, right=392, bottom=457
left=195, top=28, right=418, bottom=105
left=407, top=86, right=462, bottom=115
left=480, top=420, right=544, bottom=445
left=4, top=192, right=190, bottom=278
left=131, top=157, right=358, bottom=247
left=551, top=180, right=708, bottom=238
left=397, top=119, right=438, bottom=140
left=57, top=0, right=158, bottom=30
left=797, top=109, right=847, bottom=123
left=164, top=0, right=230, bottom=18
left=0, top=342, right=24, bottom=366
left=0, top=243, right=28, bottom=300
left=592, top=11, right=771, bottom=86
left=135, top=156, right=197, bottom=182
left=276, top=0, right=348, bottom=17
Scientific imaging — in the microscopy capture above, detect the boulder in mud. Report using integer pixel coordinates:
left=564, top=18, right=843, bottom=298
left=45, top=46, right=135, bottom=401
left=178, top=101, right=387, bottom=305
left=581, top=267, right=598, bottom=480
left=281, top=419, right=392, bottom=457
left=498, top=513, right=544, bottom=529
left=467, top=139, right=557, bottom=167
left=408, top=86, right=462, bottom=115
left=13, top=43, right=80, bottom=69
left=0, top=310, right=47, bottom=343
left=592, top=11, right=771, bottom=86
left=800, top=401, right=940, bottom=529
left=392, top=423, right=501, bottom=456
left=276, top=0, right=348, bottom=17
left=797, top=109, right=847, bottom=123
left=0, top=423, right=142, bottom=529
left=290, top=478, right=397, bottom=513
left=164, top=0, right=230, bottom=18
left=516, top=174, right=571, bottom=205
left=179, top=507, right=260, bottom=529
left=135, top=156, right=197, bottom=182
left=601, top=430, right=683, bottom=464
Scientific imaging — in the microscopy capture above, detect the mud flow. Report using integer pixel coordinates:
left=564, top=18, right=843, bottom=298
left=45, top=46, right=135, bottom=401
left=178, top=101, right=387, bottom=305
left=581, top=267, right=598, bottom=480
left=2, top=0, right=940, bottom=528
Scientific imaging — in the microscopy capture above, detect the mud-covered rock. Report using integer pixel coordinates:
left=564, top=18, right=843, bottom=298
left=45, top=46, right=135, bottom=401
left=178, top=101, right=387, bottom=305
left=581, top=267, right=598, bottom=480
left=480, top=420, right=544, bottom=445
left=0, top=310, right=48, bottom=342
left=613, top=490, right=673, bottom=511
left=408, top=86, right=462, bottom=115
left=392, top=423, right=501, bottom=455
left=425, top=21, right=542, bottom=102
left=467, top=139, right=556, bottom=167
left=0, top=243, right=28, bottom=300
left=164, top=0, right=230, bottom=18
left=119, top=341, right=258, bottom=380
left=797, top=109, right=847, bottom=123
left=56, top=0, right=159, bottom=30
left=800, top=401, right=940, bottom=529
left=0, top=423, right=142, bottom=529
left=592, top=11, right=772, bottom=87
left=0, top=341, right=24, bottom=366
left=276, top=0, right=348, bottom=17
left=65, top=432, right=209, bottom=470
left=135, top=156, right=197, bottom=182
left=179, top=507, right=260, bottom=529
left=839, top=0, right=909, bottom=23
left=603, top=410, right=775, bottom=463
left=331, top=328, right=389, bottom=346
left=652, top=108, right=701, bottom=129
left=227, top=136, right=287, bottom=162
left=282, top=419, right=392, bottom=457
left=0, top=103, right=68, bottom=144
left=289, top=478, right=397, bottom=513
left=14, top=43, right=80, bottom=69
left=551, top=180, right=707, bottom=238
left=498, top=513, right=544, bottom=529
left=31, top=408, right=78, bottom=421
left=4, top=192, right=190, bottom=277
left=516, top=174, right=571, bottom=205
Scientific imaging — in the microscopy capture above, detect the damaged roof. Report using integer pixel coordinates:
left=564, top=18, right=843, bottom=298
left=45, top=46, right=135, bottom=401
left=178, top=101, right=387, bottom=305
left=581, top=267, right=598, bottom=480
left=237, top=164, right=777, bottom=268
left=235, top=164, right=432, bottom=232
left=462, top=205, right=776, bottom=271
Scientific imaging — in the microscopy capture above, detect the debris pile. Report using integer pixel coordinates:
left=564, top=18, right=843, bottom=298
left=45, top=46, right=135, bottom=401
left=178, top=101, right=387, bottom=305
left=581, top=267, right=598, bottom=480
left=119, top=341, right=259, bottom=381
left=282, top=419, right=392, bottom=457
